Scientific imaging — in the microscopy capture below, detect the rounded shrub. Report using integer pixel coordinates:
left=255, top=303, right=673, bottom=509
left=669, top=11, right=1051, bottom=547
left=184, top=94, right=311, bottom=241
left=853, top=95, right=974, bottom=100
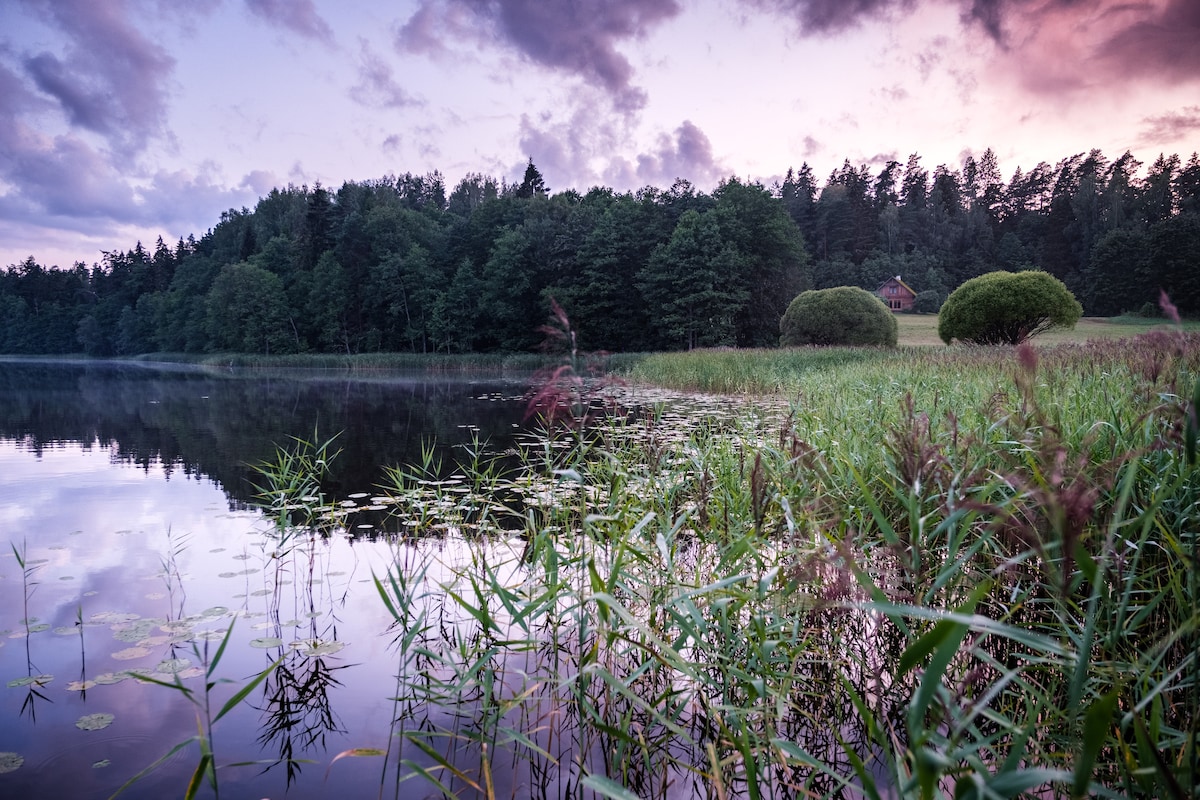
left=779, top=286, right=898, bottom=347
left=912, top=290, right=943, bottom=314
left=937, top=269, right=1082, bottom=345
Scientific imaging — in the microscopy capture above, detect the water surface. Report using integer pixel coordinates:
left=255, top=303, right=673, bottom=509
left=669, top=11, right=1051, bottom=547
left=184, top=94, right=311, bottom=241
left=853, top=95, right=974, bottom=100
left=0, top=360, right=531, bottom=799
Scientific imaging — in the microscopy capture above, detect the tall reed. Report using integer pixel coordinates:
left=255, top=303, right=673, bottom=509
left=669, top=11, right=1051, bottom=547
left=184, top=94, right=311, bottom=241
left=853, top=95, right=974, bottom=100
left=275, top=329, right=1198, bottom=798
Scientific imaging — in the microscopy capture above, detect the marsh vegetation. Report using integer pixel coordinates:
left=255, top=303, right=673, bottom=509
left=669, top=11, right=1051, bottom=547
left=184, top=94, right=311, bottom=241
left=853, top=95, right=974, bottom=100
left=1, top=325, right=1197, bottom=798
left=253, top=327, right=1198, bottom=798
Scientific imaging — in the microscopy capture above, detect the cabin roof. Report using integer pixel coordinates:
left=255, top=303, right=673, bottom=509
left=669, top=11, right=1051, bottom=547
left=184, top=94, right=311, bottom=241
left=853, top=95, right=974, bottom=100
left=876, top=275, right=917, bottom=297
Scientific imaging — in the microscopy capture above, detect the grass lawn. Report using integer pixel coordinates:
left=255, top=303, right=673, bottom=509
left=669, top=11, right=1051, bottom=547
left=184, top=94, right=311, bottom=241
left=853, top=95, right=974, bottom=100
left=894, top=312, right=1200, bottom=346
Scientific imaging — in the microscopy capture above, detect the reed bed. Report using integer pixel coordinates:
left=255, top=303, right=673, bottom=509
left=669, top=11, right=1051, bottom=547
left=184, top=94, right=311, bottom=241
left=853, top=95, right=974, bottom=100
left=260, top=329, right=1198, bottom=799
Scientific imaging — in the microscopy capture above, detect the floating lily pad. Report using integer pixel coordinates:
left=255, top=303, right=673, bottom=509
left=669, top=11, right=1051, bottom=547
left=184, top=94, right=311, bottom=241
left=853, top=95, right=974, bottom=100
left=201, top=607, right=229, bottom=618
left=76, top=712, right=115, bottom=731
left=93, top=672, right=126, bottom=685
left=26, top=623, right=49, bottom=634
left=113, top=621, right=159, bottom=642
left=155, top=658, right=192, bottom=674
left=290, top=639, right=346, bottom=657
left=53, top=626, right=79, bottom=636
left=196, top=629, right=227, bottom=641
left=175, top=667, right=205, bottom=680
left=111, top=647, right=150, bottom=661
left=66, top=680, right=96, bottom=692
left=92, top=759, right=111, bottom=769
left=249, top=637, right=283, bottom=649
left=250, top=589, right=272, bottom=597
left=0, top=752, right=23, bottom=773
left=8, top=675, right=52, bottom=688
left=91, top=611, right=140, bottom=625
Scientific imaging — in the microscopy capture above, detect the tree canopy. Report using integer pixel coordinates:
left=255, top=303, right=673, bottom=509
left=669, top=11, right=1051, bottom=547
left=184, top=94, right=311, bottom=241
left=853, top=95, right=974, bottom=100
left=1, top=147, right=1197, bottom=356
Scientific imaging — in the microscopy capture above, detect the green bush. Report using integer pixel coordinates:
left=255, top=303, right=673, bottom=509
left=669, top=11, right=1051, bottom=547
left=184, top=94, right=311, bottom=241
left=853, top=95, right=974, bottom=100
left=912, top=289, right=943, bottom=314
left=938, top=270, right=1082, bottom=345
left=779, top=286, right=897, bottom=347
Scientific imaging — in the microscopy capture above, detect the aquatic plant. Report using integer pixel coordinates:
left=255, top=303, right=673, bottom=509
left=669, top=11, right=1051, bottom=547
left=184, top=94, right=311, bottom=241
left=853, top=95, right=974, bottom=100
left=358, top=328, right=1199, bottom=798
left=110, top=621, right=285, bottom=800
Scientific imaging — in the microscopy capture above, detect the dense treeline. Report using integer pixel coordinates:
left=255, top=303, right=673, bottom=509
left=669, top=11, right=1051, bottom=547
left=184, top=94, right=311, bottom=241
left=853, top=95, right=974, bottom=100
left=2, top=149, right=1198, bottom=356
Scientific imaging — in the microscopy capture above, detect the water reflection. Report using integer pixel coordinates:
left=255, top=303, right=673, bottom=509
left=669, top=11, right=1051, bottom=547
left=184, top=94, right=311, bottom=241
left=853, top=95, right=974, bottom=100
left=0, top=359, right=528, bottom=506
left=0, top=360, right=533, bottom=799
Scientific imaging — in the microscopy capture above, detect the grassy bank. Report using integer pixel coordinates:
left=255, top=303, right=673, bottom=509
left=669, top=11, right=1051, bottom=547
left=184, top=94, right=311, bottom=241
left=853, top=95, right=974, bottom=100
left=244, top=327, right=1199, bottom=798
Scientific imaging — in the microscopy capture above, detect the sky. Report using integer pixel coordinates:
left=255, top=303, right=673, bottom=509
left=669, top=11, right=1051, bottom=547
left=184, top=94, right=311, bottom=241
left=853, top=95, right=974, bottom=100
left=1, top=0, right=1198, bottom=270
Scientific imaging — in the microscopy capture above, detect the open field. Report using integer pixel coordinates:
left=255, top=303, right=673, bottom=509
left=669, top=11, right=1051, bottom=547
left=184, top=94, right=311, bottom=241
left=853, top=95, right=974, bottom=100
left=894, top=312, right=1200, bottom=346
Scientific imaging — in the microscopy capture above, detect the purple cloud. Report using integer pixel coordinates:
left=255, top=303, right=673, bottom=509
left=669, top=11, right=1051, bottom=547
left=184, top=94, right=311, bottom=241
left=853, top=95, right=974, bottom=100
left=743, top=0, right=915, bottom=35
left=397, top=0, right=682, bottom=113
left=1099, top=0, right=1200, bottom=84
left=350, top=39, right=422, bottom=109
left=243, top=0, right=334, bottom=45
left=750, top=0, right=1199, bottom=92
left=14, top=0, right=175, bottom=156
left=632, top=120, right=726, bottom=188
left=1139, top=105, right=1200, bottom=147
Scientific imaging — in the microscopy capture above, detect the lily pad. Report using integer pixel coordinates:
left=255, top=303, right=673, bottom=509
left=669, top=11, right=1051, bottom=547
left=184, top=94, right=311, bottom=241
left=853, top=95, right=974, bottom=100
left=75, top=712, right=115, bottom=731
left=93, top=672, right=126, bottom=685
left=91, top=611, right=140, bottom=625
left=92, top=759, right=111, bottom=769
left=155, top=658, right=192, bottom=674
left=289, top=639, right=346, bottom=657
left=249, top=637, right=283, bottom=649
left=0, top=752, right=23, bottom=773
left=66, top=680, right=96, bottom=692
left=111, top=646, right=151, bottom=661
left=8, top=675, right=52, bottom=688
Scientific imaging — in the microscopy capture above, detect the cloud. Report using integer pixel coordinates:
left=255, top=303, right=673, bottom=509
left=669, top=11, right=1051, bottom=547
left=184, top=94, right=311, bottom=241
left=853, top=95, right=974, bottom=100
left=14, top=0, right=175, bottom=157
left=243, top=0, right=334, bottom=45
left=749, top=0, right=1199, bottom=93
left=743, top=0, right=915, bottom=35
left=397, top=0, right=682, bottom=113
left=962, top=0, right=1200, bottom=90
left=1139, top=105, right=1200, bottom=147
left=629, top=120, right=726, bottom=188
left=350, top=39, right=421, bottom=109
left=1099, top=0, right=1200, bottom=84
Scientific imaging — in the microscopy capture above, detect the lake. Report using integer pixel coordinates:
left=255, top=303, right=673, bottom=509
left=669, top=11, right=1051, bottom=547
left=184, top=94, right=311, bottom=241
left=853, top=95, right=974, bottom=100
left=0, top=359, right=540, bottom=799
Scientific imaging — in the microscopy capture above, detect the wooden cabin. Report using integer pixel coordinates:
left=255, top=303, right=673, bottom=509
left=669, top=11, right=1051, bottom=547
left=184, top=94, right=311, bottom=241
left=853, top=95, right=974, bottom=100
left=876, top=275, right=917, bottom=312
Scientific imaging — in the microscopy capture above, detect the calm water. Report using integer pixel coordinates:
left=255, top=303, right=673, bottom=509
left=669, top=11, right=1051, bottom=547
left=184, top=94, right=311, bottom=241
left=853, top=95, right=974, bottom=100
left=0, top=360, right=533, bottom=799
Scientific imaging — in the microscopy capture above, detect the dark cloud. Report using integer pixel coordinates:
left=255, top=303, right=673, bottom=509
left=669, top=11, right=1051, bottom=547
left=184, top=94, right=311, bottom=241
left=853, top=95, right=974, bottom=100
left=397, top=0, right=682, bottom=113
left=750, top=0, right=1198, bottom=90
left=1139, top=105, right=1200, bottom=147
left=631, top=120, right=726, bottom=188
left=1100, top=0, right=1200, bottom=83
left=515, top=105, right=724, bottom=191
left=0, top=126, right=258, bottom=234
left=14, top=0, right=175, bottom=156
left=743, top=0, right=914, bottom=35
left=243, top=0, right=334, bottom=45
left=350, top=39, right=421, bottom=109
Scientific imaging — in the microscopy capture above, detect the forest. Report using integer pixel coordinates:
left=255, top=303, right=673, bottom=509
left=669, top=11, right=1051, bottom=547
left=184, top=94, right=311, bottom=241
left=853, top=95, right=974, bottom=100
left=1, top=148, right=1198, bottom=356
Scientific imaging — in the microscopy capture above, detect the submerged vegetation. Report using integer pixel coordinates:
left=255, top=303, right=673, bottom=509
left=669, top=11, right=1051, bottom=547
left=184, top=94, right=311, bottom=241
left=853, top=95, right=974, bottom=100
left=238, top=324, right=1199, bottom=798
